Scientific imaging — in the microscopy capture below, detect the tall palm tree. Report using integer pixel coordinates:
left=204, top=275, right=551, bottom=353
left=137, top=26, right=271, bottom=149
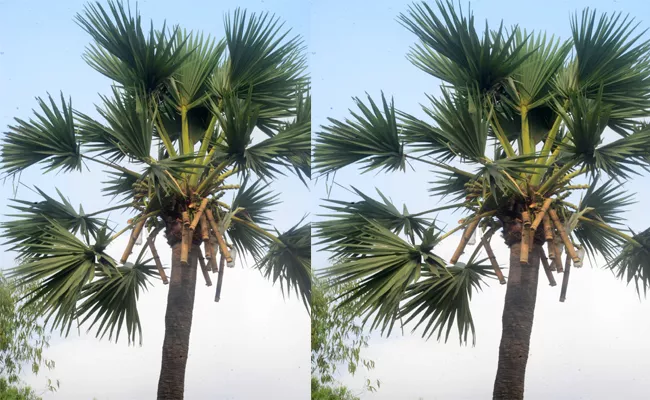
left=314, top=1, right=650, bottom=398
left=0, top=2, right=311, bottom=399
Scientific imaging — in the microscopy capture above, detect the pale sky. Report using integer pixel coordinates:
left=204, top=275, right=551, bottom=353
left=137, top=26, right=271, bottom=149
left=0, top=0, right=310, bottom=399
left=310, top=0, right=650, bottom=399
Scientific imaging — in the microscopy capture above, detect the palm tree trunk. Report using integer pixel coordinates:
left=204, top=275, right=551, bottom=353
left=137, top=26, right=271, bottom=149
left=493, top=242, right=540, bottom=400
left=157, top=243, right=199, bottom=399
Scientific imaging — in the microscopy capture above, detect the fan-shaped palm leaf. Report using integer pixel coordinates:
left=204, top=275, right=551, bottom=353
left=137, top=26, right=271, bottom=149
left=76, top=0, right=188, bottom=92
left=1, top=93, right=81, bottom=175
left=257, top=221, right=311, bottom=309
left=314, top=92, right=404, bottom=174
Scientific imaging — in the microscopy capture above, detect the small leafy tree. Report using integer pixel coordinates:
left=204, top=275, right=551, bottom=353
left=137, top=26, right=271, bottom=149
left=1, top=1, right=310, bottom=398
left=312, top=278, right=378, bottom=399
left=314, top=1, right=650, bottom=398
left=0, top=274, right=57, bottom=400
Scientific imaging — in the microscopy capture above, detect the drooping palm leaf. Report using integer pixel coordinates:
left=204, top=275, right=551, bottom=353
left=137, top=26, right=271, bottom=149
left=317, top=187, right=433, bottom=258
left=228, top=179, right=280, bottom=259
left=257, top=221, right=311, bottom=309
left=1, top=93, right=81, bottom=175
left=76, top=247, right=157, bottom=345
left=323, top=222, right=448, bottom=336
left=314, top=92, right=405, bottom=174
left=400, top=261, right=494, bottom=345
left=2, top=187, right=103, bottom=256
left=608, top=228, right=650, bottom=296
left=8, top=222, right=116, bottom=336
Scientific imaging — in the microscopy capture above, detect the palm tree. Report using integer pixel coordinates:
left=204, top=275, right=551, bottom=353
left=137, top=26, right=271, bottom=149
left=0, top=2, right=311, bottom=399
left=314, top=1, right=650, bottom=399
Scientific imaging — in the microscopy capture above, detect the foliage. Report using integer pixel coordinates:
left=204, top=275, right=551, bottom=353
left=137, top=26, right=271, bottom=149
left=0, top=0, right=311, bottom=346
left=313, top=0, right=650, bottom=347
left=0, top=274, right=58, bottom=398
left=311, top=278, right=378, bottom=397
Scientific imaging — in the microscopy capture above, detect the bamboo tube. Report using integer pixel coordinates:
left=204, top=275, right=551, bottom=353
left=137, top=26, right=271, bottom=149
left=147, top=233, right=168, bottom=285
left=199, top=214, right=217, bottom=271
left=189, top=198, right=210, bottom=232
left=181, top=211, right=190, bottom=266
left=449, top=218, right=480, bottom=265
left=539, top=247, right=556, bottom=287
left=215, top=253, right=226, bottom=302
left=530, top=198, right=553, bottom=231
left=120, top=218, right=147, bottom=264
left=197, top=247, right=212, bottom=287
left=481, top=235, right=505, bottom=284
left=205, top=209, right=232, bottom=263
left=520, top=211, right=531, bottom=265
left=559, top=252, right=572, bottom=302
left=209, top=236, right=219, bottom=273
left=554, top=238, right=564, bottom=273
left=548, top=209, right=580, bottom=263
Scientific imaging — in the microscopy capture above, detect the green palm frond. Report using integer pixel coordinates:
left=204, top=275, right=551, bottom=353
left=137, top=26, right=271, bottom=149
left=168, top=30, right=226, bottom=109
left=76, top=0, right=188, bottom=92
left=571, top=9, right=650, bottom=134
left=398, top=111, right=456, bottom=163
left=314, top=92, right=405, bottom=174
left=257, top=221, right=311, bottom=309
left=590, top=127, right=650, bottom=179
left=509, top=30, right=572, bottom=108
left=580, top=181, right=633, bottom=226
left=316, top=187, right=434, bottom=258
left=322, top=222, right=445, bottom=335
left=2, top=187, right=103, bottom=256
left=1, top=93, right=81, bottom=175
left=76, top=247, right=157, bottom=345
left=608, top=228, right=650, bottom=296
left=429, top=170, right=473, bottom=201
left=557, top=94, right=610, bottom=166
left=213, top=91, right=259, bottom=165
left=399, top=1, right=531, bottom=91
left=142, top=155, right=203, bottom=197
left=80, top=87, right=155, bottom=161
left=8, top=222, right=116, bottom=336
left=400, top=261, right=494, bottom=345
left=421, top=89, right=489, bottom=162
left=102, top=170, right=139, bottom=200
left=224, top=8, right=307, bottom=132
left=228, top=179, right=280, bottom=259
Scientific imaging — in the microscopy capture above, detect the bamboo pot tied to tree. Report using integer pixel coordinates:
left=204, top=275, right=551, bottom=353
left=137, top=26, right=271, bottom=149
left=314, top=2, right=650, bottom=399
left=0, top=2, right=312, bottom=399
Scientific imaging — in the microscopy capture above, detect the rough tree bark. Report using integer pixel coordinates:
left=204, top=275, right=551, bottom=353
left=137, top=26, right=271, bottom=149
left=157, top=219, right=199, bottom=400
left=492, top=241, right=541, bottom=400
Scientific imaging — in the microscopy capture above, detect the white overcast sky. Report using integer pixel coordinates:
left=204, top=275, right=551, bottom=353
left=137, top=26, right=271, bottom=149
left=0, top=0, right=310, bottom=399
left=310, top=0, right=650, bottom=399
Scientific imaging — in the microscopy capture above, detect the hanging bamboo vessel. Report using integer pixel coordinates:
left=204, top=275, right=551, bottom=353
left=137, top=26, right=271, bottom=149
left=199, top=214, right=216, bottom=271
left=553, top=237, right=564, bottom=273
left=205, top=209, right=232, bottom=263
left=181, top=211, right=190, bottom=266
left=530, top=198, right=553, bottom=231
left=559, top=252, right=572, bottom=302
left=197, top=248, right=212, bottom=287
left=147, top=234, right=168, bottom=284
left=548, top=209, right=580, bottom=264
left=120, top=218, right=147, bottom=264
left=450, top=217, right=480, bottom=265
left=539, top=247, right=556, bottom=287
left=520, top=211, right=531, bottom=265
left=481, top=235, right=505, bottom=284
left=215, top=253, right=226, bottom=302
left=189, top=198, right=210, bottom=232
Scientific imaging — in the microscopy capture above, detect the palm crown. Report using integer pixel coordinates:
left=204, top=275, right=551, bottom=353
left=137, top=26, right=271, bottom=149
left=314, top=0, right=650, bottom=344
left=1, top=1, right=311, bottom=345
